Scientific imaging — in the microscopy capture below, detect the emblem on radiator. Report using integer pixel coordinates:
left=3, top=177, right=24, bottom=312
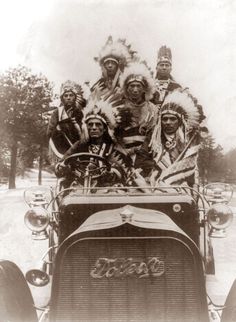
left=90, top=257, right=165, bottom=279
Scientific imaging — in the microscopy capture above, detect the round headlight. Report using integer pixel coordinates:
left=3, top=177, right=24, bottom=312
left=207, top=203, right=233, bottom=230
left=24, top=207, right=49, bottom=232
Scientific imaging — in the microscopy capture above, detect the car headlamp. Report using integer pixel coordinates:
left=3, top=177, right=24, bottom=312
left=203, top=183, right=234, bottom=204
left=25, top=261, right=50, bottom=287
left=24, top=206, right=49, bottom=232
left=24, top=186, right=52, bottom=207
left=207, top=203, right=233, bottom=230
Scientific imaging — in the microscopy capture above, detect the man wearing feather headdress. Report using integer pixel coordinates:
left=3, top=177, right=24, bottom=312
left=135, top=89, right=205, bottom=187
left=57, top=98, right=131, bottom=187
left=47, top=80, right=86, bottom=158
left=113, top=61, right=158, bottom=163
left=152, top=46, right=181, bottom=106
left=91, top=36, right=136, bottom=99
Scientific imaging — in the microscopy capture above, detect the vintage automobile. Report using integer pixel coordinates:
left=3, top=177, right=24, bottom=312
left=0, top=153, right=235, bottom=322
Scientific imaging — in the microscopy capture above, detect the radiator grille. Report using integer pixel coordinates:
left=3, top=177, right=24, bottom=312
left=52, top=238, right=206, bottom=322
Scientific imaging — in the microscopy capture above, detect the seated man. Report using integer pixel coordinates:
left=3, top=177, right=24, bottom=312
left=47, top=80, right=86, bottom=158
left=135, top=89, right=205, bottom=187
left=56, top=99, right=132, bottom=189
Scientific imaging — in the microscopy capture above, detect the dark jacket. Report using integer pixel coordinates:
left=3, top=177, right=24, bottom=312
left=63, top=139, right=132, bottom=186
left=47, top=106, right=83, bottom=156
left=151, top=77, right=181, bottom=106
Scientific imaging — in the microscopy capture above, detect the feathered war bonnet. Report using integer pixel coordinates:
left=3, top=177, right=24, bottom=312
left=60, top=80, right=85, bottom=108
left=94, top=36, right=136, bottom=73
left=80, top=95, right=119, bottom=143
left=157, top=45, right=172, bottom=66
left=149, top=89, right=202, bottom=159
left=120, top=60, right=156, bottom=101
left=160, top=89, right=201, bottom=130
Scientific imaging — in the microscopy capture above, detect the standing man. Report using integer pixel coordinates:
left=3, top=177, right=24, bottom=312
left=47, top=80, right=86, bottom=158
left=114, top=61, right=158, bottom=163
left=91, top=36, right=136, bottom=99
left=152, top=45, right=181, bottom=106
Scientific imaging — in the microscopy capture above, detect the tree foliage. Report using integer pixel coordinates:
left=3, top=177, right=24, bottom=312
left=225, top=148, right=236, bottom=183
left=0, top=65, right=54, bottom=188
left=198, top=133, right=226, bottom=183
left=0, top=141, right=10, bottom=177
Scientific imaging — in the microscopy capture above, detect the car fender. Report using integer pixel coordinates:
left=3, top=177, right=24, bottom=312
left=0, top=260, right=37, bottom=322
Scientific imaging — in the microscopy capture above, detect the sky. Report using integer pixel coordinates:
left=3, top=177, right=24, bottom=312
left=0, top=0, right=236, bottom=151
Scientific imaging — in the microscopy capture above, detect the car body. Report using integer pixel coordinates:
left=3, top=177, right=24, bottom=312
left=0, top=164, right=235, bottom=321
left=50, top=187, right=209, bottom=322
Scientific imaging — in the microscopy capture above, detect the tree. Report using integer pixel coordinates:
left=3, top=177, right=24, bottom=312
left=0, top=65, right=54, bottom=188
left=198, top=133, right=226, bottom=183
left=225, top=148, right=236, bottom=184
left=0, top=141, right=10, bottom=177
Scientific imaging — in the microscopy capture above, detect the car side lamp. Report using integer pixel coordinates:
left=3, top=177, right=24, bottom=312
left=26, top=260, right=50, bottom=287
left=25, top=247, right=56, bottom=287
left=24, top=191, right=49, bottom=240
left=206, top=188, right=233, bottom=238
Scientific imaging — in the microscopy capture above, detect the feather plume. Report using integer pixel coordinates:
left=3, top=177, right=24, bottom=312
left=81, top=94, right=121, bottom=142
left=60, top=80, right=83, bottom=97
left=94, top=36, right=136, bottom=71
left=161, top=89, right=201, bottom=130
left=120, top=61, right=155, bottom=101
left=157, top=45, right=172, bottom=64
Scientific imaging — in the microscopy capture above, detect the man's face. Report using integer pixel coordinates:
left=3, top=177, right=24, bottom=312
left=103, top=59, right=119, bottom=77
left=87, top=118, right=106, bottom=139
left=62, top=91, right=76, bottom=107
left=161, top=113, right=180, bottom=135
left=126, top=81, right=145, bottom=102
left=156, top=62, right=172, bottom=78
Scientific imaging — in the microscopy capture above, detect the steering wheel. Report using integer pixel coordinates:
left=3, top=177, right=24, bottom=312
left=63, top=152, right=111, bottom=180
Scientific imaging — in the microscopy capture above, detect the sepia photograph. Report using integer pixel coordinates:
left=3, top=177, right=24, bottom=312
left=0, top=0, right=236, bottom=321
